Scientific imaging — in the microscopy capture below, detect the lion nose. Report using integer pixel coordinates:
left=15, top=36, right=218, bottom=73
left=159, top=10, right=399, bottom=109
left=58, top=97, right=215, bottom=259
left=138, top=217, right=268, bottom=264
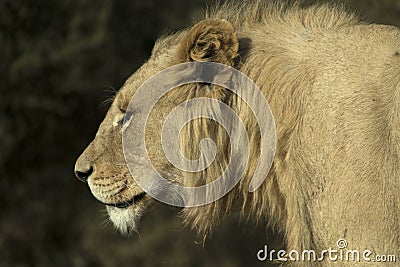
left=74, top=166, right=94, bottom=183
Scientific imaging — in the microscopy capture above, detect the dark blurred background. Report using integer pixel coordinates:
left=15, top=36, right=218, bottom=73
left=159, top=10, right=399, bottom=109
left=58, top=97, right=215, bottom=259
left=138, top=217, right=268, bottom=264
left=1, top=1, right=399, bottom=267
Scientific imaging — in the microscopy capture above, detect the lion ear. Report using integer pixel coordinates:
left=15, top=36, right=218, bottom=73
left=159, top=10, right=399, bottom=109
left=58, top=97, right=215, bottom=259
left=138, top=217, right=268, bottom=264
left=178, top=19, right=239, bottom=66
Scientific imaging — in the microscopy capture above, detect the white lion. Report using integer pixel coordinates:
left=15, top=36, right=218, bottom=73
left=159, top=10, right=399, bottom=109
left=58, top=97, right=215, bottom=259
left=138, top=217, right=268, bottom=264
left=75, top=1, right=400, bottom=266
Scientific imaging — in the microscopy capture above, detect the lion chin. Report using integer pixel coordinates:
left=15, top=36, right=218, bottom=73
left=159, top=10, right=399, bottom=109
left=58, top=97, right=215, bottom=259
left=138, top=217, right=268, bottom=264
left=106, top=205, right=144, bottom=234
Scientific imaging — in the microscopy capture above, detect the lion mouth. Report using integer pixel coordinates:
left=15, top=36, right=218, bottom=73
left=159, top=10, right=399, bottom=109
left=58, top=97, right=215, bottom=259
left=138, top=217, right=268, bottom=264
left=104, top=192, right=147, bottom=209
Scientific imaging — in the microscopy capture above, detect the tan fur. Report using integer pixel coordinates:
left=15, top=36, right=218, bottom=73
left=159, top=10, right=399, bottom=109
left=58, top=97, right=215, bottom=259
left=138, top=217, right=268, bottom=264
left=75, top=1, right=400, bottom=266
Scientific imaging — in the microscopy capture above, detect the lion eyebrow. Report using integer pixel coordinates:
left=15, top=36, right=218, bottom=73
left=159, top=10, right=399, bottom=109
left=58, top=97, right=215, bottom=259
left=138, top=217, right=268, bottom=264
left=115, top=93, right=130, bottom=112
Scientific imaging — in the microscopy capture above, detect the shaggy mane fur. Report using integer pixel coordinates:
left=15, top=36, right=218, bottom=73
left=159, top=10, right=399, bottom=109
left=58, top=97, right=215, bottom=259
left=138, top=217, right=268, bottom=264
left=180, top=0, right=361, bottom=245
left=205, top=1, right=359, bottom=31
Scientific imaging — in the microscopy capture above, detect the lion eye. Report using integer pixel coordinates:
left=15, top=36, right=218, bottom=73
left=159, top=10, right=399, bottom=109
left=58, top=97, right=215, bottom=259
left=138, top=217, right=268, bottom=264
left=113, top=112, right=125, bottom=127
left=117, top=116, right=124, bottom=125
left=113, top=109, right=134, bottom=128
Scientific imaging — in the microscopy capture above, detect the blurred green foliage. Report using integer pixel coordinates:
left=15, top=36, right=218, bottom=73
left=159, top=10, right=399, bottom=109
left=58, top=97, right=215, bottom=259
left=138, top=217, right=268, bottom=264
left=0, top=1, right=399, bottom=267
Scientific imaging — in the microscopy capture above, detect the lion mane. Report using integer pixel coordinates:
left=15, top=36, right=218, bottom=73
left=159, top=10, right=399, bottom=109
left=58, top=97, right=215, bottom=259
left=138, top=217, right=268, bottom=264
left=75, top=1, right=400, bottom=265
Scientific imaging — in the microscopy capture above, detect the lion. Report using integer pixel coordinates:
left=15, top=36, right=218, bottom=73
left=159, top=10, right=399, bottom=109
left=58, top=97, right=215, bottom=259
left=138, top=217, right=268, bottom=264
left=75, top=1, right=400, bottom=266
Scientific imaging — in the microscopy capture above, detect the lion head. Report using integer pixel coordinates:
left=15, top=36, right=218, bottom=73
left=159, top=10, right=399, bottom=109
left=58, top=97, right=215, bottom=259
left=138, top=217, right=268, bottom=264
left=74, top=17, right=259, bottom=235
